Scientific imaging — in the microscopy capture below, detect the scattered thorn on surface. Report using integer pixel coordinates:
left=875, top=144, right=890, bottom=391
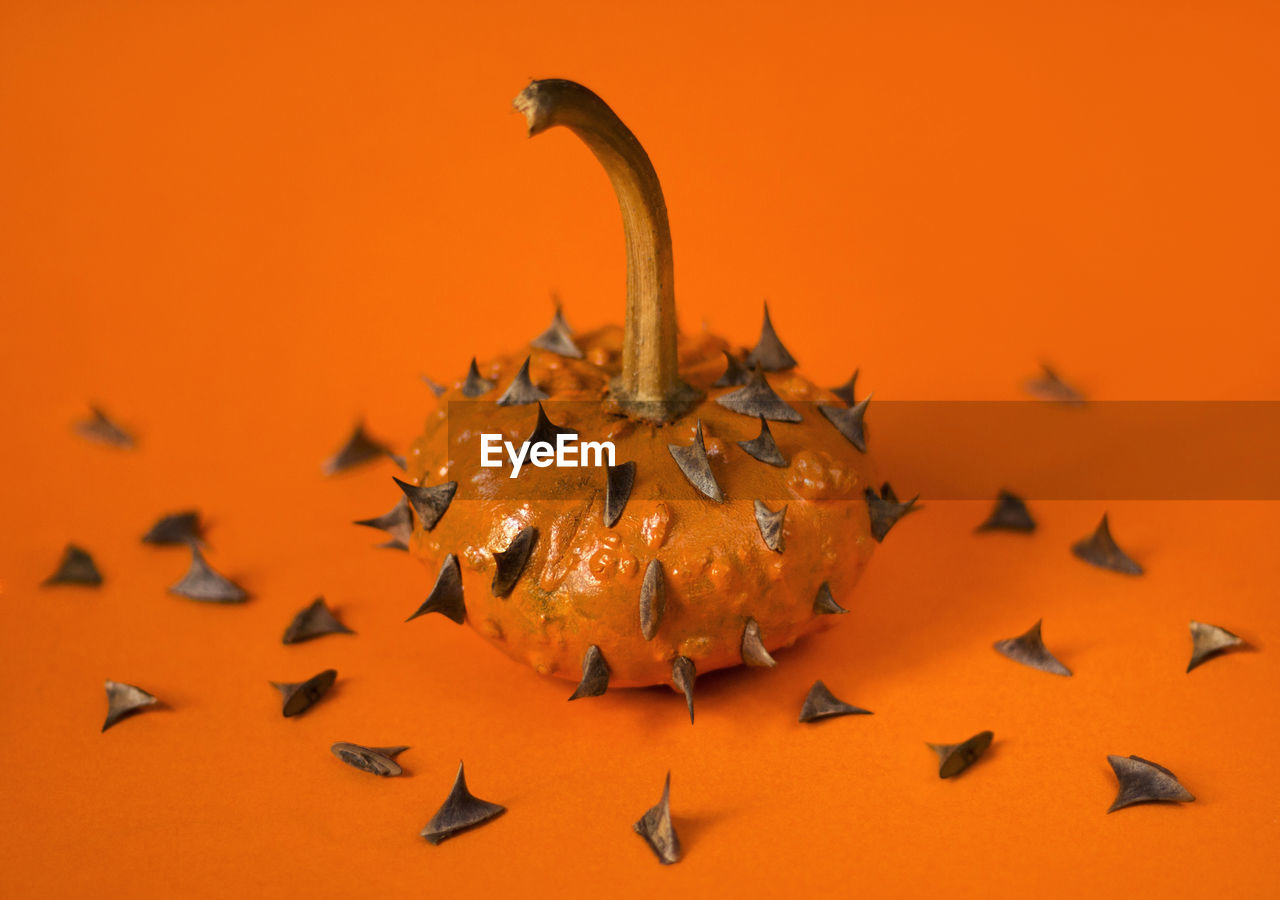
left=671, top=656, right=696, bottom=724
left=142, top=510, right=204, bottom=546
left=270, top=669, right=337, bottom=718
left=737, top=415, right=787, bottom=467
left=102, top=680, right=159, bottom=732
left=75, top=406, right=135, bottom=449
left=354, top=496, right=414, bottom=549
left=830, top=370, right=859, bottom=406
left=633, top=772, right=682, bottom=865
left=603, top=461, right=636, bottom=527
left=928, top=731, right=994, bottom=778
left=976, top=490, right=1036, bottom=533
left=865, top=484, right=918, bottom=542
left=1187, top=620, right=1247, bottom=673
left=393, top=476, right=457, bottom=532
left=639, top=559, right=666, bottom=640
left=282, top=597, right=354, bottom=644
left=523, top=402, right=577, bottom=450
left=668, top=419, right=724, bottom=502
left=496, top=356, right=549, bottom=406
left=1071, top=514, right=1143, bottom=575
left=407, top=554, right=466, bottom=624
left=798, top=680, right=871, bottom=723
left=812, top=581, right=848, bottom=616
left=1107, top=755, right=1195, bottom=812
left=993, top=619, right=1072, bottom=676
left=491, top=527, right=537, bottom=598
left=1025, top=363, right=1085, bottom=404
left=713, top=349, right=750, bottom=387
left=530, top=305, right=583, bottom=358
left=741, top=618, right=777, bottom=668
left=753, top=499, right=786, bottom=552
left=568, top=645, right=611, bottom=700
left=715, top=367, right=802, bottom=422
left=323, top=422, right=393, bottom=475
left=420, top=762, right=507, bottom=845
left=819, top=396, right=871, bottom=452
left=43, top=544, right=102, bottom=587
left=745, top=302, right=797, bottom=371
left=460, top=358, right=496, bottom=397
left=331, top=742, right=408, bottom=777
left=421, top=375, right=447, bottom=397
left=169, top=546, right=247, bottom=603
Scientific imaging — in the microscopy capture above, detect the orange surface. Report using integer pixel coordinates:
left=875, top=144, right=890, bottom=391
left=2, top=1, right=1278, bottom=896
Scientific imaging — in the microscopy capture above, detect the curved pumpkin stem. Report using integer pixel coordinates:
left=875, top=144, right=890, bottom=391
left=514, top=79, right=699, bottom=423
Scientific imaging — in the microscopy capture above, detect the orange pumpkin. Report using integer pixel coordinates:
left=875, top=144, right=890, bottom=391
left=394, top=80, right=908, bottom=711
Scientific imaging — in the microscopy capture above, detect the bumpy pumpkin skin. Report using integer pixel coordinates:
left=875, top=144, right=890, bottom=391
left=406, top=324, right=878, bottom=688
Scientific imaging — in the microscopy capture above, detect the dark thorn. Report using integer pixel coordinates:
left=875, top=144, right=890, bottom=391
left=753, top=500, right=786, bottom=553
left=330, top=742, right=408, bottom=777
left=831, top=370, right=860, bottom=406
left=976, top=490, right=1036, bottom=533
left=168, top=546, right=247, bottom=603
left=813, top=582, right=848, bottom=616
left=407, top=554, right=466, bottom=624
left=497, top=356, right=549, bottom=406
left=741, top=618, right=777, bottom=668
left=530, top=305, right=583, bottom=359
left=393, top=477, right=457, bottom=532
left=633, top=772, right=682, bottom=865
left=713, top=349, right=750, bottom=387
left=715, top=367, right=802, bottom=423
left=491, top=527, right=537, bottom=598
left=389, top=452, right=407, bottom=471
left=282, top=597, right=354, bottom=644
left=798, top=680, right=871, bottom=723
left=354, top=495, right=414, bottom=547
left=879, top=482, right=899, bottom=503
left=639, top=559, right=666, bottom=640
left=993, top=619, right=1072, bottom=676
left=102, top=680, right=159, bottom=732
left=737, top=415, right=787, bottom=467
left=568, top=645, right=611, bottom=700
left=421, top=375, right=447, bottom=397
left=42, top=544, right=102, bottom=587
left=1025, top=363, right=1085, bottom=404
left=461, top=358, right=496, bottom=398
left=1071, top=514, right=1143, bottom=575
left=142, top=510, right=204, bottom=546
left=603, top=461, right=636, bottom=527
left=745, top=302, right=797, bottom=371
left=1107, top=755, right=1195, bottom=812
left=1187, top=620, right=1246, bottom=673
left=672, top=656, right=696, bottom=724
left=75, top=406, right=135, bottom=449
left=865, top=486, right=918, bottom=542
left=668, top=420, right=724, bottom=502
left=270, top=669, right=337, bottom=718
left=819, top=396, right=871, bottom=452
left=928, top=731, right=994, bottom=778
left=420, top=762, right=507, bottom=845
left=523, top=402, right=577, bottom=452
left=323, top=421, right=394, bottom=475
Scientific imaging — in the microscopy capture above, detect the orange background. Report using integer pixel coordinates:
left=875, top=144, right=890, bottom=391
left=2, top=1, right=1278, bottom=896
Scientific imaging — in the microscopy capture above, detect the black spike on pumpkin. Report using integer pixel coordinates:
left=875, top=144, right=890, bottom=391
left=976, top=491, right=1035, bottom=533
left=75, top=405, right=135, bottom=449
left=603, top=461, right=636, bottom=527
left=393, top=477, right=457, bottom=532
left=798, top=680, right=871, bottom=722
left=671, top=656, right=696, bottom=724
left=740, top=618, right=777, bottom=668
left=354, top=496, right=414, bottom=550
left=43, top=544, right=102, bottom=587
left=142, top=510, right=204, bottom=546
left=639, top=559, right=666, bottom=640
left=744, top=302, right=797, bottom=371
left=831, top=370, right=860, bottom=406
left=1025, top=363, right=1085, bottom=404
left=812, top=582, right=848, bottom=616
left=496, top=356, right=549, bottom=406
left=819, top=395, right=871, bottom=452
left=753, top=500, right=786, bottom=553
left=323, top=421, right=393, bottom=475
left=491, top=527, right=537, bottom=598
left=420, top=762, right=507, bottom=845
left=524, top=402, right=577, bottom=451
left=102, top=680, right=159, bottom=732
left=1187, top=620, right=1246, bottom=673
left=282, top=597, right=354, bottom=644
left=421, top=375, right=447, bottom=397
left=993, top=619, right=1071, bottom=676
left=1106, top=755, right=1195, bottom=812
left=713, top=349, right=750, bottom=387
left=737, top=415, right=787, bottom=467
left=530, top=305, right=583, bottom=359
left=1071, top=514, right=1143, bottom=575
left=407, top=554, right=466, bottom=624
left=633, top=772, right=681, bottom=865
left=865, top=485, right=918, bottom=542
left=928, top=731, right=994, bottom=778
left=668, top=419, right=723, bottom=502
left=330, top=742, right=408, bottom=777
left=568, top=645, right=611, bottom=700
left=169, top=546, right=247, bottom=603
left=715, top=366, right=802, bottom=422
left=270, top=669, right=337, bottom=718
left=460, top=358, right=495, bottom=398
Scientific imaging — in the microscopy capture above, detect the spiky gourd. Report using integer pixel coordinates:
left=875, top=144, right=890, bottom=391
left=397, top=80, right=902, bottom=703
